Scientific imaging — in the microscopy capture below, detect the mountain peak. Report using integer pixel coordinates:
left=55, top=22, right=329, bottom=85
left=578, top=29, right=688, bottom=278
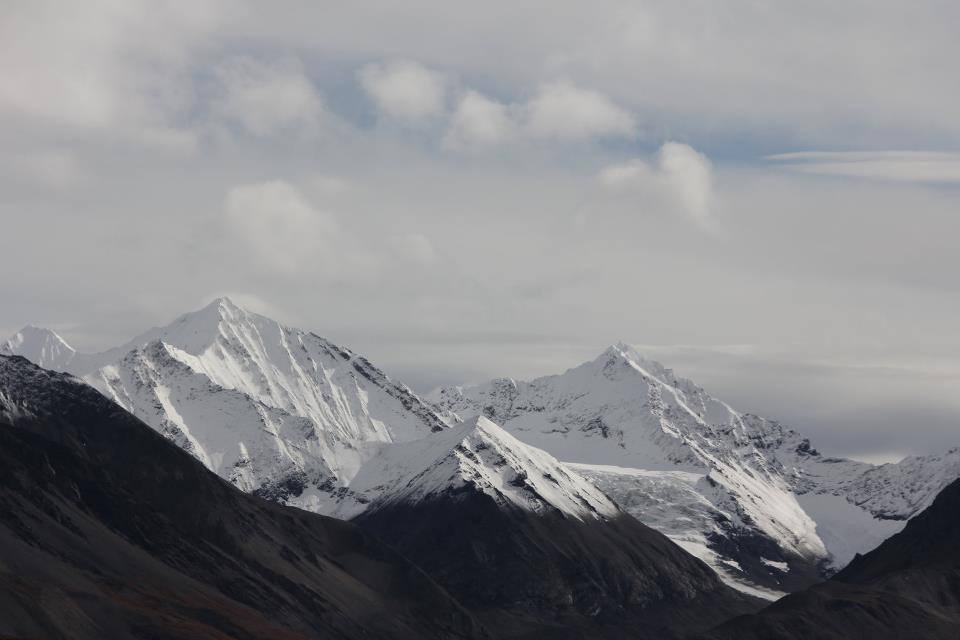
left=602, top=341, right=660, bottom=368
left=595, top=342, right=695, bottom=390
left=210, top=295, right=237, bottom=307
left=153, top=296, right=264, bottom=355
left=202, top=295, right=246, bottom=316
left=4, top=324, right=74, bottom=349
left=1, top=325, right=76, bottom=370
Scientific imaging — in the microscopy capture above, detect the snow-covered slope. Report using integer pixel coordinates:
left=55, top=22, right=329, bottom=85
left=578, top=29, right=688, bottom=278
left=834, top=448, right=960, bottom=520
left=348, top=415, right=760, bottom=637
left=3, top=298, right=447, bottom=510
left=431, top=343, right=960, bottom=597
left=343, top=415, right=619, bottom=521
left=1, top=326, right=76, bottom=371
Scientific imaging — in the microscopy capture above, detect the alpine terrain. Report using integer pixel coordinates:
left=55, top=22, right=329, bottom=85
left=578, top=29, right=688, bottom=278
left=0, top=352, right=758, bottom=639
left=703, top=477, right=960, bottom=639
left=2, top=297, right=448, bottom=513
left=6, top=301, right=959, bottom=603
left=349, top=415, right=760, bottom=638
left=431, top=343, right=960, bottom=597
left=0, top=354, right=484, bottom=640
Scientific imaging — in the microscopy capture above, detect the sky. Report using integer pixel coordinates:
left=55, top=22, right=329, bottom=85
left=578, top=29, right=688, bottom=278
left=2, top=1, right=960, bottom=463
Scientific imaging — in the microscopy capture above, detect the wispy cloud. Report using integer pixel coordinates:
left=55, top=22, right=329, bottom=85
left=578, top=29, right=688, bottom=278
left=768, top=151, right=960, bottom=184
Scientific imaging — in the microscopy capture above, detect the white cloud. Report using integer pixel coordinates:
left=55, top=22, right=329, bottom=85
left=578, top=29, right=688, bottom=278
left=213, top=57, right=325, bottom=137
left=0, top=2, right=214, bottom=144
left=523, top=80, right=634, bottom=141
left=358, top=60, right=447, bottom=124
left=442, top=82, right=635, bottom=151
left=223, top=180, right=338, bottom=276
left=767, top=151, right=960, bottom=184
left=599, top=142, right=715, bottom=230
left=657, top=142, right=714, bottom=228
left=443, top=91, right=513, bottom=150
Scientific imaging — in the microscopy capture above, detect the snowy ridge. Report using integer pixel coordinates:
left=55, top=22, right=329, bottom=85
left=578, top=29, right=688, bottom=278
left=841, top=448, right=960, bottom=520
left=1, top=326, right=76, bottom=371
left=433, top=345, right=825, bottom=559
left=93, top=340, right=350, bottom=499
left=432, top=343, right=960, bottom=595
left=345, top=415, right=619, bottom=521
left=3, top=298, right=448, bottom=509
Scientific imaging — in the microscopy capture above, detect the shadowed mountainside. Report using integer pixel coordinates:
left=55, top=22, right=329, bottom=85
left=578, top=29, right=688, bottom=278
left=703, top=478, right=960, bottom=639
left=0, top=354, right=485, bottom=640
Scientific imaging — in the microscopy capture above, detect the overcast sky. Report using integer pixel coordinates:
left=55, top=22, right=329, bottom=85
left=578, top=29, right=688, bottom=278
left=3, top=1, right=960, bottom=463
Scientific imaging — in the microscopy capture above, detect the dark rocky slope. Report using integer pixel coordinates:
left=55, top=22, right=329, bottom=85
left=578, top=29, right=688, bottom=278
left=703, top=478, right=960, bottom=639
left=356, top=492, right=761, bottom=639
left=0, top=355, right=485, bottom=640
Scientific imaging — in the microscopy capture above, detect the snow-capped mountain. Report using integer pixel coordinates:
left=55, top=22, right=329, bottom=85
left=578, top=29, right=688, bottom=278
left=343, top=415, right=619, bottom=521
left=0, top=351, right=759, bottom=639
left=2, top=298, right=447, bottom=511
left=7, top=304, right=958, bottom=603
left=349, top=415, right=758, bottom=638
left=431, top=343, right=960, bottom=598
left=1, top=325, right=77, bottom=371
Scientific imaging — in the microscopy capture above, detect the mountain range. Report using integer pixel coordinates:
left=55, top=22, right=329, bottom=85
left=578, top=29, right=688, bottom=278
left=4, top=298, right=960, bottom=602
left=431, top=343, right=960, bottom=597
left=0, top=353, right=757, bottom=639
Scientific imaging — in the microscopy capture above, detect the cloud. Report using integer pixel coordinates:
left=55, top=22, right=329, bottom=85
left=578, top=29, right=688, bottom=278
left=599, top=142, right=715, bottom=229
left=11, top=149, right=82, bottom=188
left=358, top=59, right=447, bottom=124
left=213, top=57, right=325, bottom=138
left=388, top=233, right=437, bottom=266
left=768, top=151, right=960, bottom=184
left=0, top=2, right=214, bottom=145
left=657, top=143, right=714, bottom=227
left=308, top=174, right=355, bottom=198
left=355, top=61, right=632, bottom=148
left=222, top=180, right=338, bottom=276
left=220, top=180, right=438, bottom=280
left=443, top=91, right=513, bottom=150
left=441, top=82, right=635, bottom=150
left=523, top=80, right=634, bottom=141
left=5, top=1, right=960, bottom=462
